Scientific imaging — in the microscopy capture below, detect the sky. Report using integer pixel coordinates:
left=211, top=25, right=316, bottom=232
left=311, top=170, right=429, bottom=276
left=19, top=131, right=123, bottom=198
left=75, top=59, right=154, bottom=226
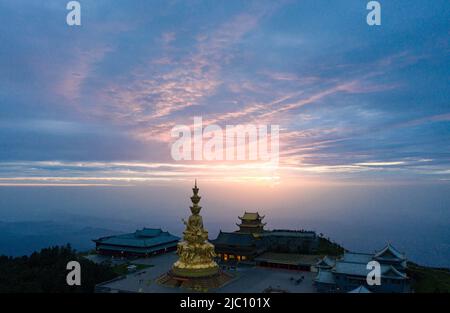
left=0, top=0, right=449, bottom=187
left=0, top=1, right=449, bottom=266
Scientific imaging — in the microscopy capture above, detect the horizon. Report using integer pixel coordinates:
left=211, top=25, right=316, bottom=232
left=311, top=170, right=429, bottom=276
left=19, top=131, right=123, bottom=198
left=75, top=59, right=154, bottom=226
left=0, top=1, right=449, bottom=269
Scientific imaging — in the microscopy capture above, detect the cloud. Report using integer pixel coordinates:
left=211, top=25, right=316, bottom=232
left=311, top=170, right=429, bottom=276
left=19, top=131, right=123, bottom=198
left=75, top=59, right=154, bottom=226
left=56, top=46, right=112, bottom=102
left=356, top=161, right=406, bottom=166
left=1, top=154, right=450, bottom=187
left=0, top=1, right=449, bottom=184
left=93, top=6, right=275, bottom=138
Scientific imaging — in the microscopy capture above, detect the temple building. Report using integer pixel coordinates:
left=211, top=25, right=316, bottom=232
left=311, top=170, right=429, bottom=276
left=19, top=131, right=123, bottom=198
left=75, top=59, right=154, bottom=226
left=236, top=212, right=266, bottom=233
left=213, top=231, right=265, bottom=262
left=261, top=229, right=318, bottom=254
left=254, top=252, right=320, bottom=271
left=314, top=244, right=410, bottom=293
left=93, top=228, right=179, bottom=257
left=212, top=212, right=319, bottom=269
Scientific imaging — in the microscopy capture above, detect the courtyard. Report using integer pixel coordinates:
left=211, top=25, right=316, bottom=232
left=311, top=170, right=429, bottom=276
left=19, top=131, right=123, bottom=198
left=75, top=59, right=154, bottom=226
left=94, top=252, right=317, bottom=293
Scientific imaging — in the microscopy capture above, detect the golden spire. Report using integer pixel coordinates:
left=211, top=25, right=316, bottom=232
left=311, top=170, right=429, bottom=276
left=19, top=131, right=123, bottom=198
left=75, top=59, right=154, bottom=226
left=190, top=180, right=201, bottom=214
left=171, top=180, right=219, bottom=278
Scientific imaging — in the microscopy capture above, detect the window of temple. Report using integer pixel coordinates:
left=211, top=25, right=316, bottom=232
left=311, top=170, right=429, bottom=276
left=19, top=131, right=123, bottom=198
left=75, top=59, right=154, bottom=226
left=224, top=254, right=228, bottom=261
left=237, top=256, right=241, bottom=261
left=242, top=256, right=247, bottom=261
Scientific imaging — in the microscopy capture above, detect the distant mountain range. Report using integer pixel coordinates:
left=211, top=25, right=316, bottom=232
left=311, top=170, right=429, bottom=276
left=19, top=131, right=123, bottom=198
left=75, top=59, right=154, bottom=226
left=0, top=220, right=121, bottom=256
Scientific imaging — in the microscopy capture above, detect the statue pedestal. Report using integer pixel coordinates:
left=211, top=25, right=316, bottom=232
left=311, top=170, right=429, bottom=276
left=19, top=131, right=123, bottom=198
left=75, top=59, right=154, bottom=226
left=171, top=263, right=219, bottom=278
left=172, top=241, right=219, bottom=278
left=158, top=268, right=234, bottom=291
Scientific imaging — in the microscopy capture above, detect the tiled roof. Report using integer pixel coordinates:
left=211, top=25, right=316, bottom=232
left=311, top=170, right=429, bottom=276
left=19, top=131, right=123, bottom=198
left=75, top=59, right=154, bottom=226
left=341, top=252, right=373, bottom=264
left=348, top=285, right=371, bottom=293
left=268, top=230, right=316, bottom=238
left=135, top=228, right=162, bottom=238
left=333, top=262, right=407, bottom=279
left=382, top=265, right=408, bottom=279
left=96, top=242, right=177, bottom=254
left=212, top=231, right=258, bottom=246
left=316, top=256, right=335, bottom=268
left=333, top=261, right=370, bottom=276
left=237, top=223, right=266, bottom=228
left=314, top=269, right=336, bottom=285
left=374, top=244, right=406, bottom=261
left=239, top=212, right=264, bottom=220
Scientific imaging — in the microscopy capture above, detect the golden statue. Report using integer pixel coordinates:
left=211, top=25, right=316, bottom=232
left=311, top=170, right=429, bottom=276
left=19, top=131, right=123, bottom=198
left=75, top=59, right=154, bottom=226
left=172, top=180, right=219, bottom=277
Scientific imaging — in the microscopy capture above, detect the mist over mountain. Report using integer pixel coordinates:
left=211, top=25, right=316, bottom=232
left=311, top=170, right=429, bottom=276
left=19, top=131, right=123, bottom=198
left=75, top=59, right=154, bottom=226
left=0, top=220, right=121, bottom=256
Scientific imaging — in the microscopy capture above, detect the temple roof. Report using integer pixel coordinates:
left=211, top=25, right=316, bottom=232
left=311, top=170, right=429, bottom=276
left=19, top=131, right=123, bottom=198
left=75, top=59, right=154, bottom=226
left=332, top=262, right=407, bottom=279
left=236, top=223, right=267, bottom=228
left=93, top=228, right=179, bottom=248
left=267, top=229, right=316, bottom=238
left=333, top=261, right=369, bottom=276
left=374, top=244, right=406, bottom=261
left=135, top=228, right=163, bottom=238
left=348, top=285, right=371, bottom=293
left=212, top=231, right=258, bottom=246
left=382, top=265, right=408, bottom=279
left=316, top=256, right=336, bottom=268
left=341, top=252, right=373, bottom=264
left=314, top=269, right=336, bottom=285
left=239, top=212, right=264, bottom=221
left=96, top=242, right=177, bottom=254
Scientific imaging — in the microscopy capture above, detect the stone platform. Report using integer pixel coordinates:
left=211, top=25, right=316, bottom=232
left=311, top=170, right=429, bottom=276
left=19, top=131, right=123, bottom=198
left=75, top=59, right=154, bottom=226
left=157, top=269, right=234, bottom=291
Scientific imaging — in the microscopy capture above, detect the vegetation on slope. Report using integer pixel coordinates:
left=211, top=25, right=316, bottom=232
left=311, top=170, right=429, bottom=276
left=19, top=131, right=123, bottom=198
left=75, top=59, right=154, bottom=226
left=316, top=236, right=345, bottom=256
left=0, top=244, right=117, bottom=293
left=408, top=262, right=450, bottom=293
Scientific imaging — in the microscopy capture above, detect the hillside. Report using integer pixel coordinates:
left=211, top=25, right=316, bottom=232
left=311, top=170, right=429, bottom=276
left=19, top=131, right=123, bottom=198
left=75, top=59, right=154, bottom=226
left=0, top=245, right=117, bottom=293
left=408, top=262, right=450, bottom=293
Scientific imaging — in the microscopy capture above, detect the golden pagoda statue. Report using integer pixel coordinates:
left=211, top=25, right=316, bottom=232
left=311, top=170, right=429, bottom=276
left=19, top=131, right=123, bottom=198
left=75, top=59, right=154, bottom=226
left=171, top=180, right=219, bottom=277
